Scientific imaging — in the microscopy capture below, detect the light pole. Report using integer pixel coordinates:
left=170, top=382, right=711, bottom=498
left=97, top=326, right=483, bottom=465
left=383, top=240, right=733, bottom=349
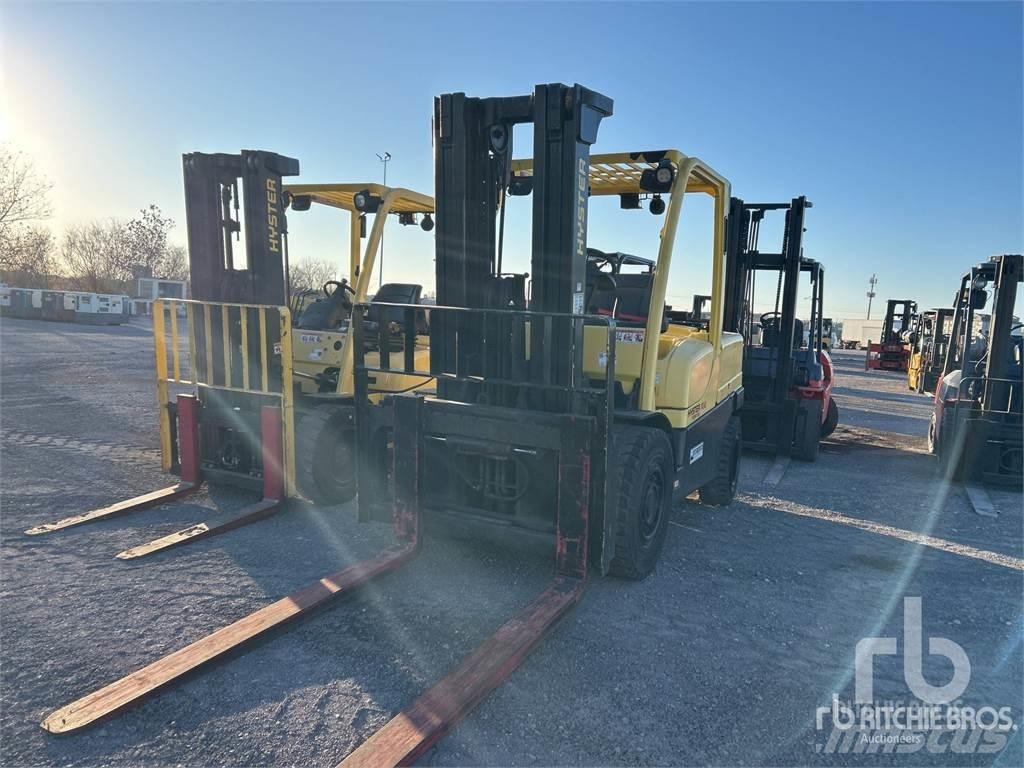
left=377, top=152, right=391, bottom=290
left=866, top=273, right=878, bottom=319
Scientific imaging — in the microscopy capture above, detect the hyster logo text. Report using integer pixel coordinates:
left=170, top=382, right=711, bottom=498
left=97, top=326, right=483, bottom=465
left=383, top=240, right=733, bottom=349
left=576, top=157, right=587, bottom=258
left=266, top=178, right=281, bottom=253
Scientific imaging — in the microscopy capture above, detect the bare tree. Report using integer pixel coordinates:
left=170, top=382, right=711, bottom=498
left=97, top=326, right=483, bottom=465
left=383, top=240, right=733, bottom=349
left=0, top=145, right=52, bottom=229
left=125, top=205, right=173, bottom=276
left=161, top=244, right=190, bottom=282
left=61, top=220, right=133, bottom=293
left=0, top=226, right=58, bottom=287
left=290, top=258, right=338, bottom=294
left=0, top=146, right=54, bottom=276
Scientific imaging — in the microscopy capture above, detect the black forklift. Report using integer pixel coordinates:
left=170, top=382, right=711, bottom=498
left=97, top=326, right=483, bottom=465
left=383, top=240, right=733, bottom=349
left=723, top=197, right=838, bottom=462
left=866, top=298, right=917, bottom=371
left=342, top=83, right=744, bottom=762
left=929, top=254, right=1022, bottom=486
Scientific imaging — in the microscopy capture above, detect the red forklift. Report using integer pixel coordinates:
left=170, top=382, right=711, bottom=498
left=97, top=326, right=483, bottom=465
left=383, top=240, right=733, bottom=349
left=723, top=197, right=838, bottom=462
left=866, top=298, right=917, bottom=371
left=928, top=254, right=1022, bottom=486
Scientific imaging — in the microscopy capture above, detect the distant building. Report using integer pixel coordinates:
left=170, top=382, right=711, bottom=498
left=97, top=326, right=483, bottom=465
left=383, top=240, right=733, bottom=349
left=132, top=276, right=188, bottom=315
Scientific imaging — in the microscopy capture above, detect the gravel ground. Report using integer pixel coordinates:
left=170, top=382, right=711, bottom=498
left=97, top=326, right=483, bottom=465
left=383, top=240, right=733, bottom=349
left=1, top=318, right=1021, bottom=767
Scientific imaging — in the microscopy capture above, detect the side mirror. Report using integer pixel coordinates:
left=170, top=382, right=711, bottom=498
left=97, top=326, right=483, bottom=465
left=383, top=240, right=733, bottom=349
left=970, top=288, right=988, bottom=310
left=290, top=194, right=312, bottom=212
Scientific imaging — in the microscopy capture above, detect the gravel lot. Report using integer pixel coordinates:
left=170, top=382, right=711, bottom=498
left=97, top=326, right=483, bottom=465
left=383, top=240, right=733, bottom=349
left=1, top=317, right=1021, bottom=767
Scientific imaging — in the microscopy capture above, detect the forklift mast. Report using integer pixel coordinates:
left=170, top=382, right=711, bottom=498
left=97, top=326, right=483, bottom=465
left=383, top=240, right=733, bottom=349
left=432, top=84, right=613, bottom=405
left=943, top=256, right=1021, bottom=400
left=881, top=299, right=917, bottom=344
left=723, top=196, right=812, bottom=398
left=934, top=254, right=1022, bottom=486
left=691, top=294, right=712, bottom=321
left=982, top=255, right=1021, bottom=410
left=183, top=150, right=300, bottom=305
left=934, top=308, right=954, bottom=355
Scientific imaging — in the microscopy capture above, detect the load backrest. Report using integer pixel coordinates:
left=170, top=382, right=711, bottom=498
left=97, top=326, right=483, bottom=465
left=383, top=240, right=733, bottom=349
left=368, top=283, right=422, bottom=326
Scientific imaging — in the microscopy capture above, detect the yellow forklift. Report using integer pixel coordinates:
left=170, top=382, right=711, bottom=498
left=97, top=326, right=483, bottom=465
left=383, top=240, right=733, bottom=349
left=41, top=84, right=744, bottom=765
left=821, top=317, right=836, bottom=351
left=282, top=183, right=435, bottom=504
left=26, top=153, right=435, bottom=558
left=907, top=307, right=954, bottom=394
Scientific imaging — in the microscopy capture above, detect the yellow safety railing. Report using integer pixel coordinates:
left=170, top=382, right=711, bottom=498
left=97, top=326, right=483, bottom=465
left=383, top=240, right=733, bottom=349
left=152, top=299, right=295, bottom=497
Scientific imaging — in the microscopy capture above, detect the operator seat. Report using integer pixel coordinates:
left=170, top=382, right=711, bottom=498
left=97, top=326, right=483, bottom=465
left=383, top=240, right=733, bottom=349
left=585, top=271, right=656, bottom=328
left=296, top=287, right=351, bottom=331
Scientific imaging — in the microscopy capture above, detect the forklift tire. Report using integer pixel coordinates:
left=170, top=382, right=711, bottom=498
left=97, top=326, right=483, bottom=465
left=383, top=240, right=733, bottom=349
left=608, top=426, right=673, bottom=581
left=295, top=404, right=357, bottom=505
left=934, top=416, right=964, bottom=482
left=821, top=398, right=839, bottom=438
left=937, top=433, right=957, bottom=481
left=794, top=401, right=823, bottom=462
left=698, top=414, right=740, bottom=506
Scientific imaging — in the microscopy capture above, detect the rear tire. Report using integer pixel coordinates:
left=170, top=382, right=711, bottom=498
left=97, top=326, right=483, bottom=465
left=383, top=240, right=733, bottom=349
left=821, top=398, right=839, bottom=438
left=698, top=414, right=741, bottom=506
left=794, top=400, right=823, bottom=462
left=295, top=404, right=357, bottom=505
left=608, top=427, right=673, bottom=580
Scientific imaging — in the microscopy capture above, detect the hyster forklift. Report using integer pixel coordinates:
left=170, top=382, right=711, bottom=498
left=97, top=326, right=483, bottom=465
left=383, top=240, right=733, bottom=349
left=722, top=198, right=838, bottom=462
left=26, top=151, right=435, bottom=558
left=928, top=254, right=1022, bottom=487
left=907, top=307, right=954, bottom=394
left=866, top=298, right=917, bottom=371
left=41, top=84, right=744, bottom=766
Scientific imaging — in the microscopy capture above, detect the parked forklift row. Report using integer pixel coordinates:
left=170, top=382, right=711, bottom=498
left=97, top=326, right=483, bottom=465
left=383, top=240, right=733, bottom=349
left=23, top=82, right=1016, bottom=767
left=858, top=259, right=1022, bottom=488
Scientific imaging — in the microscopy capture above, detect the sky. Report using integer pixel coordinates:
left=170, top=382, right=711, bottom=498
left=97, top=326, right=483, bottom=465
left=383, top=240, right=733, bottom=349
left=1, top=1, right=1021, bottom=319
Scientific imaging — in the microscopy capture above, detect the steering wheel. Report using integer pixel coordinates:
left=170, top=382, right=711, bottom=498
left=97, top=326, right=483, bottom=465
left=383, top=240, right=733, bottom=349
left=322, top=280, right=355, bottom=298
left=760, top=311, right=781, bottom=328
left=586, top=248, right=617, bottom=275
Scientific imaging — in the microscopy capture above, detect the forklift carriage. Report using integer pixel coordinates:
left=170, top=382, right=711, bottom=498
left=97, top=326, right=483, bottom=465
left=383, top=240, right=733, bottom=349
left=26, top=150, right=438, bottom=552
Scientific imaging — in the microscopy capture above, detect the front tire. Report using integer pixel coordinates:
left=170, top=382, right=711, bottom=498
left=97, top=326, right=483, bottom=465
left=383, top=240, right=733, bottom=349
left=794, top=400, right=823, bottom=462
left=927, top=412, right=939, bottom=455
left=295, top=404, right=357, bottom=505
left=608, top=427, right=673, bottom=580
left=699, top=414, right=741, bottom=506
left=821, top=398, right=839, bottom=438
